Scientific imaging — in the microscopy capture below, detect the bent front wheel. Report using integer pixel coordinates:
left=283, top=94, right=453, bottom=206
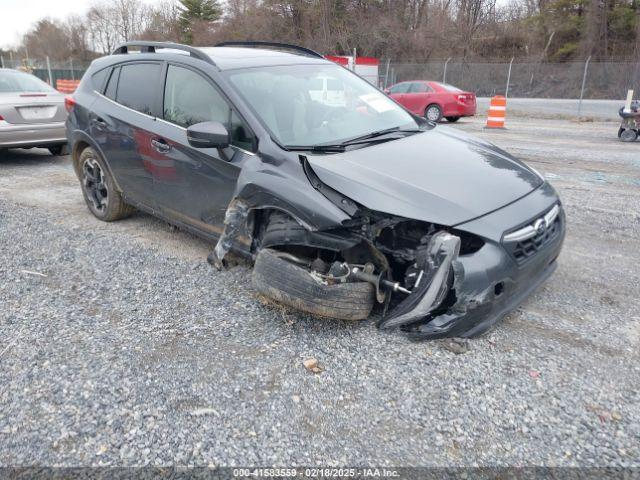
left=252, top=248, right=375, bottom=320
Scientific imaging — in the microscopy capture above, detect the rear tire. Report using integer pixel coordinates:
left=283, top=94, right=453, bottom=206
left=48, top=145, right=68, bottom=156
left=252, top=248, right=375, bottom=321
left=78, top=146, right=135, bottom=221
left=445, top=116, right=461, bottom=123
left=425, top=104, right=443, bottom=122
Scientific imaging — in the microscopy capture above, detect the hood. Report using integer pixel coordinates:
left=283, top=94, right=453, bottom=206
left=306, top=125, right=543, bottom=226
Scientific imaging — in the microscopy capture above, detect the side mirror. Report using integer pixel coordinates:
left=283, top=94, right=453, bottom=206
left=383, top=88, right=390, bottom=94
left=187, top=121, right=229, bottom=149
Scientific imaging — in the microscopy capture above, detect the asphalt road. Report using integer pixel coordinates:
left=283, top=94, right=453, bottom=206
left=477, top=97, right=623, bottom=121
left=1, top=116, right=639, bottom=467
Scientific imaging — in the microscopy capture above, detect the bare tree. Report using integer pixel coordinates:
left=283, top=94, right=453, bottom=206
left=22, top=19, right=70, bottom=60
left=86, top=0, right=153, bottom=53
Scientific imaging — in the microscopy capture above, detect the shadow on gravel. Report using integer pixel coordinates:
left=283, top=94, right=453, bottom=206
left=0, top=148, right=69, bottom=166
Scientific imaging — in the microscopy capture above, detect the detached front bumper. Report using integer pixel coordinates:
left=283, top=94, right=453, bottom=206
left=0, top=122, right=66, bottom=148
left=398, top=207, right=566, bottom=340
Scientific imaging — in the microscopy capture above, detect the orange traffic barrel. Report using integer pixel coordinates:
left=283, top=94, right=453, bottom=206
left=485, top=95, right=506, bottom=128
left=56, top=79, right=80, bottom=94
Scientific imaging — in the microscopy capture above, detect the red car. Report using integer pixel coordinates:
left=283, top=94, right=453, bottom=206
left=385, top=81, right=476, bottom=123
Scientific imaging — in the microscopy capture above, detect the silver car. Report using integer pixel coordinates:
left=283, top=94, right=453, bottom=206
left=0, top=68, right=68, bottom=155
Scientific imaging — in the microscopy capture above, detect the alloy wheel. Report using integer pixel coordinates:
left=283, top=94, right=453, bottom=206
left=82, top=157, right=109, bottom=213
left=426, top=105, right=441, bottom=122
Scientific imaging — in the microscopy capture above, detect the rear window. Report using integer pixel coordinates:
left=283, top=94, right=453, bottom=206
left=409, top=82, right=431, bottom=93
left=115, top=63, right=162, bottom=115
left=435, top=82, right=463, bottom=92
left=0, top=70, right=55, bottom=93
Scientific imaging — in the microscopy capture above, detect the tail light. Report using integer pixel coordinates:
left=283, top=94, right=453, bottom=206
left=0, top=114, right=6, bottom=125
left=64, top=96, right=76, bottom=113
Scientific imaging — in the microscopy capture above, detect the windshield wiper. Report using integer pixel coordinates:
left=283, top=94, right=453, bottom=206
left=340, top=126, right=422, bottom=146
left=285, top=127, right=423, bottom=153
left=287, top=144, right=346, bottom=153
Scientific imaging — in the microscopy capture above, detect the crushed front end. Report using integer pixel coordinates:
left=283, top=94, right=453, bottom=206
left=335, top=195, right=566, bottom=339
left=216, top=154, right=565, bottom=340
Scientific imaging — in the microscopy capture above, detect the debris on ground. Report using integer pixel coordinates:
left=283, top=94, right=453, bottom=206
left=189, top=408, right=220, bottom=417
left=303, top=358, right=323, bottom=373
left=440, top=338, right=470, bottom=355
left=19, top=269, right=47, bottom=277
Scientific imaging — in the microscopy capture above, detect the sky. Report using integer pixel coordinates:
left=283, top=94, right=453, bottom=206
left=0, top=0, right=164, bottom=49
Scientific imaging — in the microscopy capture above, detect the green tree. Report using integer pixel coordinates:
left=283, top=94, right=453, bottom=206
left=179, top=0, right=222, bottom=44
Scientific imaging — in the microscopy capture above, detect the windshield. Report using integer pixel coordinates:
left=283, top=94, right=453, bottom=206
left=225, top=64, right=418, bottom=148
left=0, top=70, right=55, bottom=93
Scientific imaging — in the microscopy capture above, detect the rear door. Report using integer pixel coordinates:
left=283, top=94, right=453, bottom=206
left=91, top=62, right=163, bottom=209
left=150, top=63, right=256, bottom=230
left=403, top=82, right=434, bottom=115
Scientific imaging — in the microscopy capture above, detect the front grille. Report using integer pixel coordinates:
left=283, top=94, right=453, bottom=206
left=512, top=216, right=561, bottom=263
left=503, top=205, right=562, bottom=265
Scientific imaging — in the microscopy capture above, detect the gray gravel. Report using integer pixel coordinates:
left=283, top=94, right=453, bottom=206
left=1, top=116, right=639, bottom=467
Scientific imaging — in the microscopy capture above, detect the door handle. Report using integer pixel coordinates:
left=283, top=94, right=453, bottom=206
left=151, top=138, right=171, bottom=153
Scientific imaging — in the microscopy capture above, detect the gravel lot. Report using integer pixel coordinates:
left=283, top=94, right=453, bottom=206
left=1, top=116, right=639, bottom=467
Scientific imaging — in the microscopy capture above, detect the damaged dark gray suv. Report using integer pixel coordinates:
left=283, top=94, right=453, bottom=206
left=66, top=41, right=565, bottom=339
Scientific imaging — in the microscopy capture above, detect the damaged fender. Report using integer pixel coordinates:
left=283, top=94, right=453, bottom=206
left=208, top=198, right=250, bottom=269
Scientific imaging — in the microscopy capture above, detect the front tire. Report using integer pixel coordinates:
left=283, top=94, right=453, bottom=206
left=425, top=104, right=443, bottom=122
left=252, top=248, right=375, bottom=321
left=78, top=146, right=134, bottom=221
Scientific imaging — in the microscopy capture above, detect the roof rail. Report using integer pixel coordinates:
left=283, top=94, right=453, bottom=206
left=111, top=41, right=215, bottom=66
left=215, top=41, right=324, bottom=59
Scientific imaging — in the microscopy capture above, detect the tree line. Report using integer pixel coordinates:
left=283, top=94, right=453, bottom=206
left=2, top=0, right=640, bottom=64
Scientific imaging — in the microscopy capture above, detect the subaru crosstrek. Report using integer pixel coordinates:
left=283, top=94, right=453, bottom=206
left=66, top=41, right=565, bottom=339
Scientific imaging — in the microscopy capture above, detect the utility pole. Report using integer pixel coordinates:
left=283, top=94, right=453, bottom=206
left=505, top=57, right=514, bottom=98
left=443, top=57, right=451, bottom=83
left=578, top=56, right=592, bottom=118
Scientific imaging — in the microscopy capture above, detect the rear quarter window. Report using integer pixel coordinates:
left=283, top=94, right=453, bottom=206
left=115, top=63, right=162, bottom=115
left=91, top=68, right=110, bottom=93
left=104, top=67, right=120, bottom=100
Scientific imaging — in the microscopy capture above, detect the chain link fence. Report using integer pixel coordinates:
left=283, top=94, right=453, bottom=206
left=0, top=56, right=91, bottom=89
left=3, top=53, right=639, bottom=101
left=383, top=60, right=640, bottom=100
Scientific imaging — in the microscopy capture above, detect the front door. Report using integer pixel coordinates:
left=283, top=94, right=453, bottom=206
left=151, top=63, right=256, bottom=232
left=387, top=82, right=410, bottom=106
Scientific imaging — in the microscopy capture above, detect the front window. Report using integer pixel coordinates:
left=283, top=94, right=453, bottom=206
left=163, top=64, right=256, bottom=151
left=388, top=82, right=410, bottom=94
left=225, top=64, right=419, bottom=148
left=0, top=70, right=55, bottom=93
